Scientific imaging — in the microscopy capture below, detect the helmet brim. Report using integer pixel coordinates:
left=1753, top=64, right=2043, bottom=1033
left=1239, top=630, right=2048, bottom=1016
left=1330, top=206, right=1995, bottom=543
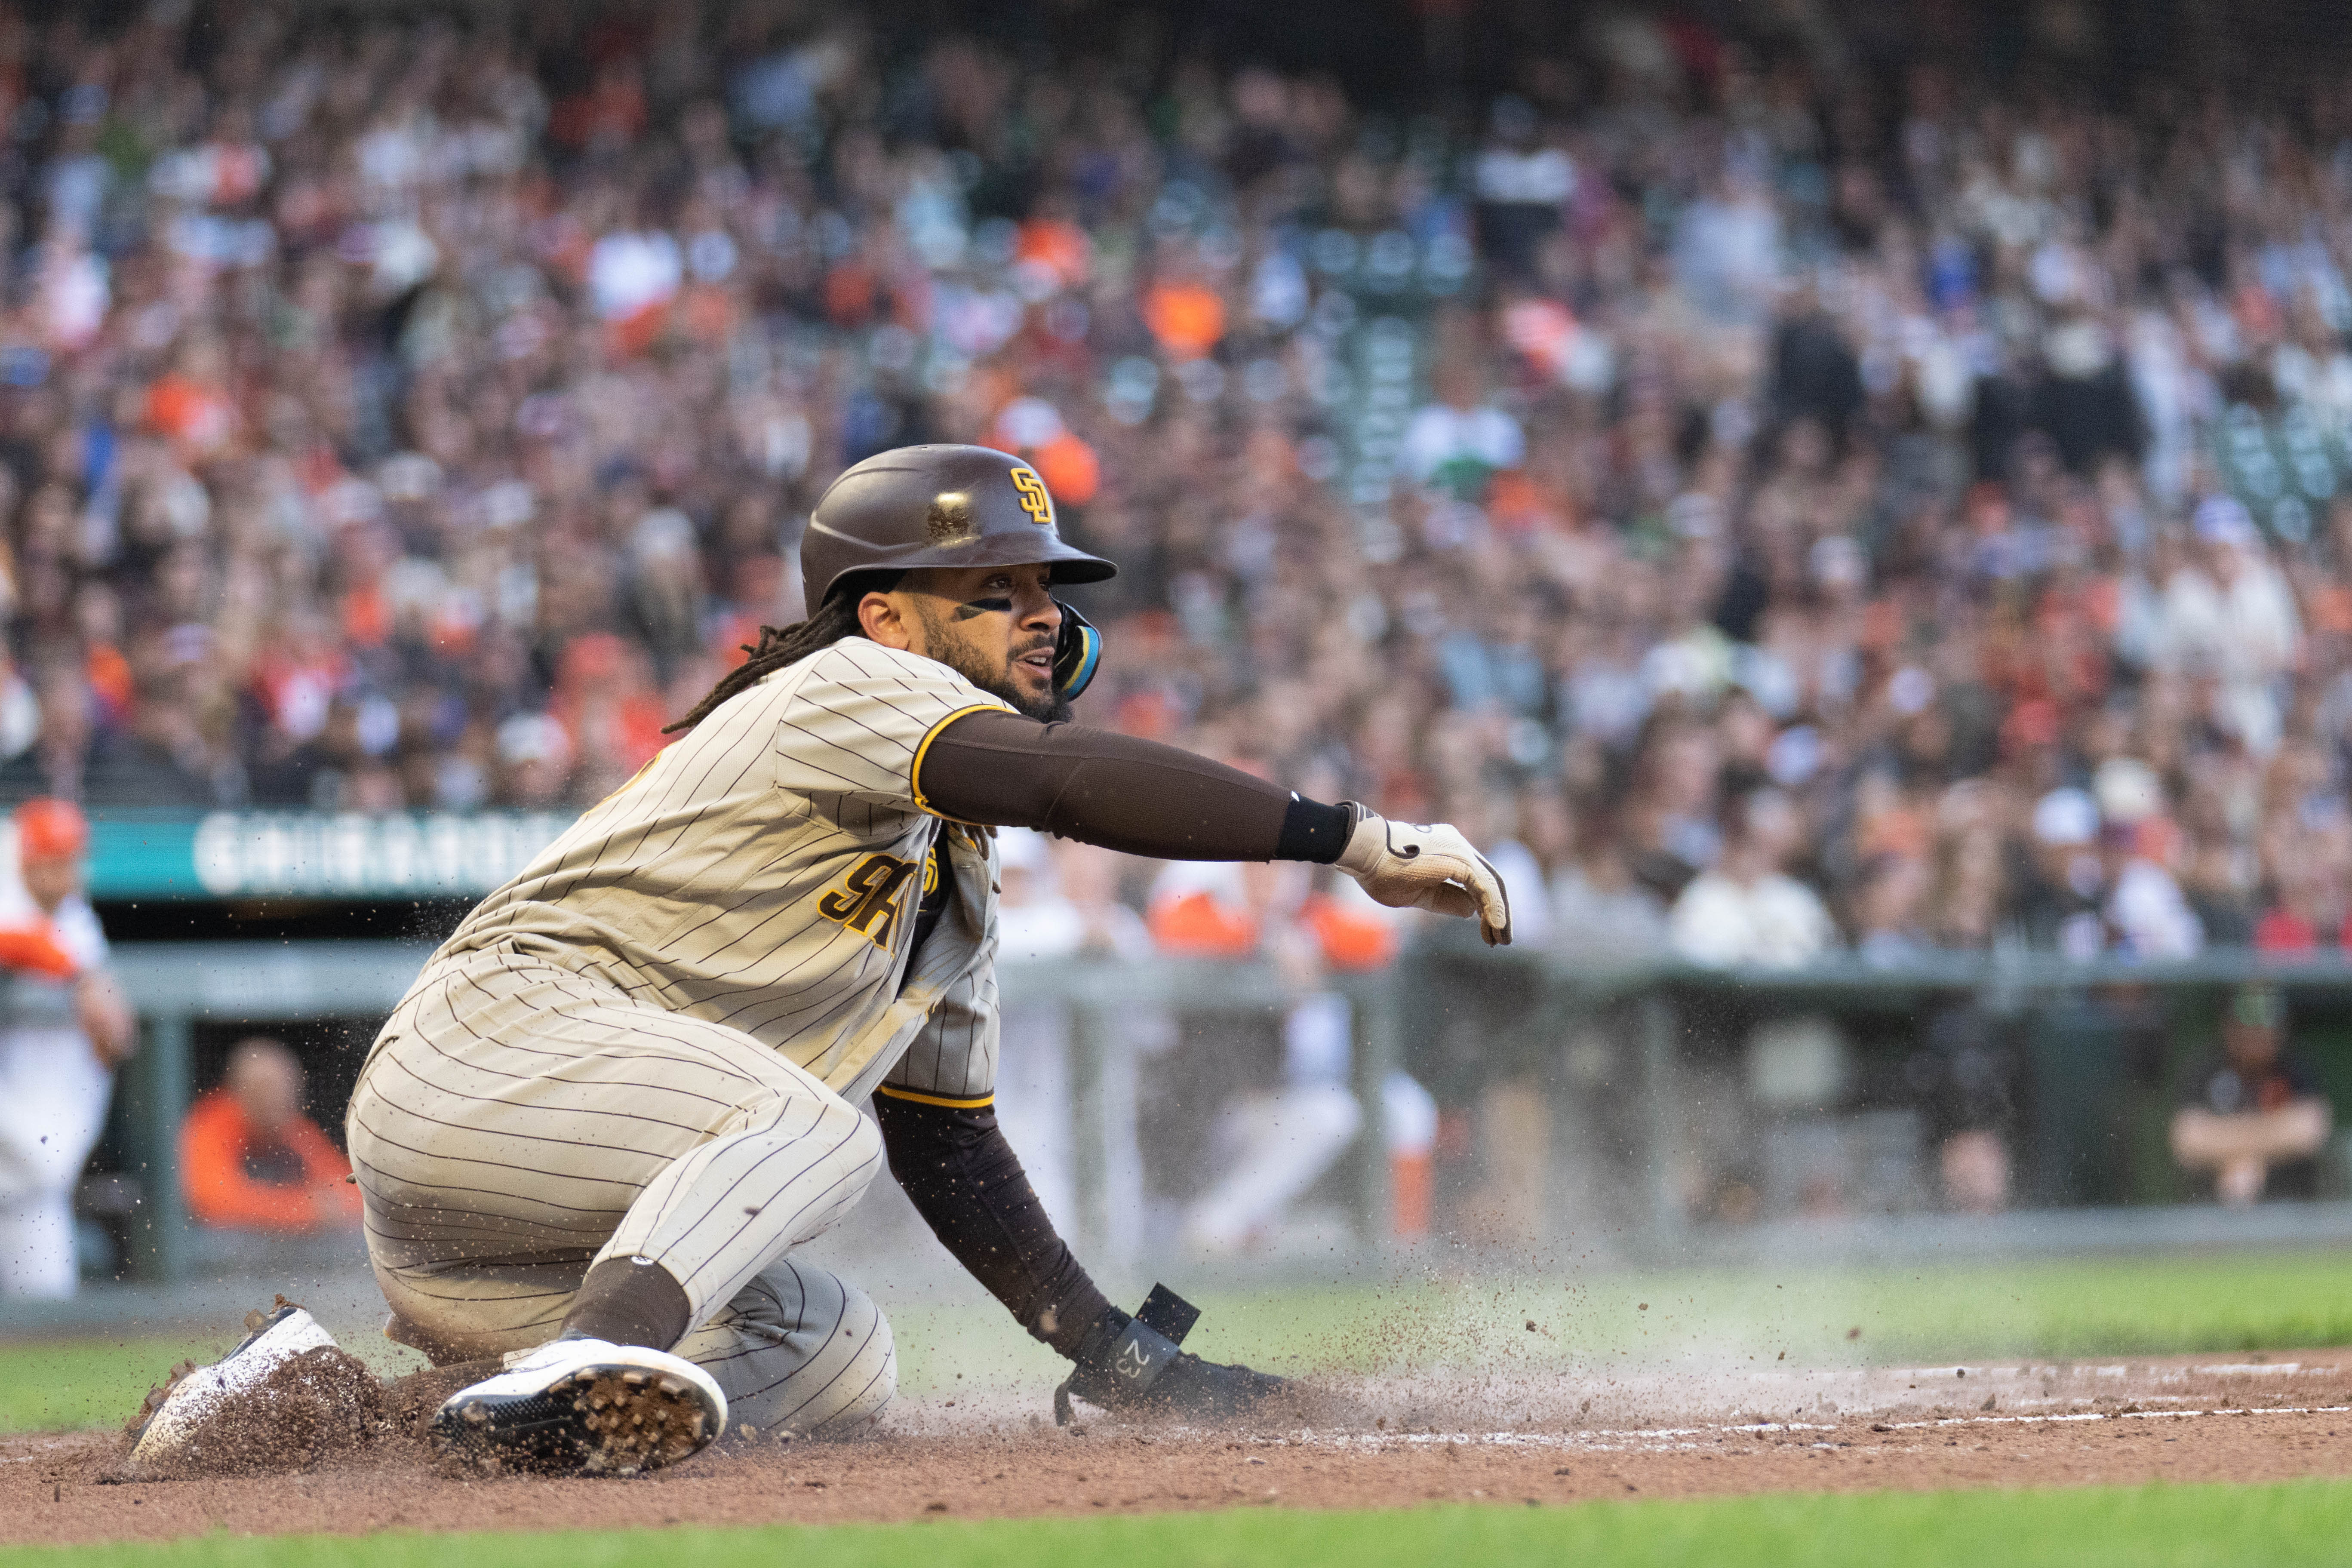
left=809, top=519, right=1116, bottom=602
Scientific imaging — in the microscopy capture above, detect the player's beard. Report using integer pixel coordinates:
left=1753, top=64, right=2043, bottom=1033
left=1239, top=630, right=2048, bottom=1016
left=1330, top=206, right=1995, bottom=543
left=912, top=600, right=1071, bottom=723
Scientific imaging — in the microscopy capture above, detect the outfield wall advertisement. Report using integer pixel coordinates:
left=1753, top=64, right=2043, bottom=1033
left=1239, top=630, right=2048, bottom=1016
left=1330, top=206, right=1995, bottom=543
left=86, top=811, right=577, bottom=899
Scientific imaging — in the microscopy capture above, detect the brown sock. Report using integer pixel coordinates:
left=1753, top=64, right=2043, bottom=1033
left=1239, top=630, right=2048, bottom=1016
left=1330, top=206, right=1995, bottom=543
left=559, top=1255, right=692, bottom=1350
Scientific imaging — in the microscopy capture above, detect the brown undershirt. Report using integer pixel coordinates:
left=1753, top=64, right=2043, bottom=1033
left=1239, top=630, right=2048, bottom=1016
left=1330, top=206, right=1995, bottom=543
left=913, top=709, right=1352, bottom=861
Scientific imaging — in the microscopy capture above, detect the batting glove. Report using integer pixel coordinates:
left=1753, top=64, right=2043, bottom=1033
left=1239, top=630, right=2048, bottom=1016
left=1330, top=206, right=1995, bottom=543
left=1064, top=1309, right=1288, bottom=1423
left=1333, top=804, right=1513, bottom=946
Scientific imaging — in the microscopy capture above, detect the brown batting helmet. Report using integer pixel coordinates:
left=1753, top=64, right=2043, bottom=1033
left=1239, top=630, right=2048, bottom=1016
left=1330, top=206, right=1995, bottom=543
left=800, top=443, right=1116, bottom=607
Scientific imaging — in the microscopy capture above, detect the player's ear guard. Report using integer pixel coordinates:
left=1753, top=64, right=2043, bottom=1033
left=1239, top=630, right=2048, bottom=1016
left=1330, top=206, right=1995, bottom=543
left=1051, top=599, right=1102, bottom=702
left=1055, top=1282, right=1198, bottom=1424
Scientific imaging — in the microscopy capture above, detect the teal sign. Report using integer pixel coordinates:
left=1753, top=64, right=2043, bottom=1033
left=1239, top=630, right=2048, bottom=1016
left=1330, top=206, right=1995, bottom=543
left=87, top=812, right=576, bottom=899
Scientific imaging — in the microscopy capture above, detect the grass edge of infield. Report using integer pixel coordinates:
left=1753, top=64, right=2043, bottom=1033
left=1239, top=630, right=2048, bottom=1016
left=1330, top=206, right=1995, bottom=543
left=7, top=1477, right=2352, bottom=1568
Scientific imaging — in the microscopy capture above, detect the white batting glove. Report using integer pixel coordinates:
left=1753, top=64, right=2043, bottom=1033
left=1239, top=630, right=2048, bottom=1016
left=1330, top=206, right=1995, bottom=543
left=1333, top=804, right=1513, bottom=946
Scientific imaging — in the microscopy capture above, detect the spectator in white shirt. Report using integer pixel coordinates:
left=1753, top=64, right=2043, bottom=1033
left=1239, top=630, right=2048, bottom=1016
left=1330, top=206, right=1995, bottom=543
left=1401, top=365, right=1525, bottom=497
left=1472, top=95, right=1573, bottom=280
left=2155, top=498, right=2301, bottom=753
left=1669, top=789, right=1838, bottom=968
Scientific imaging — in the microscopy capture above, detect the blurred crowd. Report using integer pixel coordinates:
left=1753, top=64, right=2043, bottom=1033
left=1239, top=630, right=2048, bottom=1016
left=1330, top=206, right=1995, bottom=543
left=3, top=3, right=2352, bottom=962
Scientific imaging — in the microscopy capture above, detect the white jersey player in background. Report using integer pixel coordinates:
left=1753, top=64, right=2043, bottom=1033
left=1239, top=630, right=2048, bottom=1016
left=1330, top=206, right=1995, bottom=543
left=0, top=799, right=136, bottom=1298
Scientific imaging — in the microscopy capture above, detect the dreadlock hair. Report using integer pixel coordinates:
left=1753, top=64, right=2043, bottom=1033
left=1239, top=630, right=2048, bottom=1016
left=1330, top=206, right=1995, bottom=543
left=664, top=573, right=898, bottom=733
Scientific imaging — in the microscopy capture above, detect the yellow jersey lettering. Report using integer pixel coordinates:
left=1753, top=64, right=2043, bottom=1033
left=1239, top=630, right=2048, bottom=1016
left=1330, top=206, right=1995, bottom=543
left=818, top=852, right=922, bottom=947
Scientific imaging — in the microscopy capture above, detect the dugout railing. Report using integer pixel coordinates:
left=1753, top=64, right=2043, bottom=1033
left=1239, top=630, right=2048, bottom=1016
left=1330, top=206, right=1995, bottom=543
left=89, top=938, right=2352, bottom=1283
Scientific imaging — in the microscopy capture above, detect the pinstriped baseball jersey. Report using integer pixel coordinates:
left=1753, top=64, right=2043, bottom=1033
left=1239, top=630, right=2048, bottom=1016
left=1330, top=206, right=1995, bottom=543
left=414, top=638, right=1012, bottom=1105
left=879, top=900, right=1001, bottom=1106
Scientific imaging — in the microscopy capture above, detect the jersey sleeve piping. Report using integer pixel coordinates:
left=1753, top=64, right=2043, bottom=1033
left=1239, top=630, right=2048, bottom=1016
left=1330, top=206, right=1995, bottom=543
left=873, top=1084, right=996, bottom=1110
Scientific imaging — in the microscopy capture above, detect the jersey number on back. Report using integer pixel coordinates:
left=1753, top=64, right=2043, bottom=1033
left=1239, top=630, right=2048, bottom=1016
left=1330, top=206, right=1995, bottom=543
left=818, top=853, right=921, bottom=948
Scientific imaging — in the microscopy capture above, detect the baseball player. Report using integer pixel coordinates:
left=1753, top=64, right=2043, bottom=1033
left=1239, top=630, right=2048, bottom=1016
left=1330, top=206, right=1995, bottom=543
left=143, top=444, right=1508, bottom=1476
left=0, top=799, right=135, bottom=1297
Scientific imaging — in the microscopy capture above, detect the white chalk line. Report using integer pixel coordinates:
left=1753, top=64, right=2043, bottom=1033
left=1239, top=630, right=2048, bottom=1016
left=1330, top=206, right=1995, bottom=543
left=1888, top=1362, right=2325, bottom=1380
left=1287, top=1401, right=2352, bottom=1454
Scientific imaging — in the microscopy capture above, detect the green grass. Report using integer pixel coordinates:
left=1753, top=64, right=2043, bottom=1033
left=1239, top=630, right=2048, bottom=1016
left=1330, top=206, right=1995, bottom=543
left=1159, top=1247, right=2352, bottom=1375
left=0, top=1335, right=234, bottom=1436
left=882, top=1247, right=2352, bottom=1399
left=18, top=1247, right=2352, bottom=1436
left=7, top=1482, right=2352, bottom=1567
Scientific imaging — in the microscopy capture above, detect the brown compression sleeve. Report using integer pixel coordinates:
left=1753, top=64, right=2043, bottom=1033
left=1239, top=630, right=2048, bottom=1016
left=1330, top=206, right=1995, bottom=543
left=871, top=1091, right=1110, bottom=1359
left=917, top=710, right=1353, bottom=862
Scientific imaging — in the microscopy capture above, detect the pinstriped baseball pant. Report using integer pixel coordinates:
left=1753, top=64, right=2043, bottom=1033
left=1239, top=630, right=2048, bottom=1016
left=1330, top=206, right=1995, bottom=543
left=346, top=948, right=895, bottom=1437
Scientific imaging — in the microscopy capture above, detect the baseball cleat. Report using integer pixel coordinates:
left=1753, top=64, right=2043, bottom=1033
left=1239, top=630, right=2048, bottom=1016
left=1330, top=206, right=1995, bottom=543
left=429, top=1337, right=726, bottom=1477
left=126, top=1297, right=341, bottom=1469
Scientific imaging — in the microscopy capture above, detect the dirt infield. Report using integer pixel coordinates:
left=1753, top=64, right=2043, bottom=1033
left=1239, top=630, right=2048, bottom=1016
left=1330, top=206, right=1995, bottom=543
left=8, top=1353, right=2352, bottom=1545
